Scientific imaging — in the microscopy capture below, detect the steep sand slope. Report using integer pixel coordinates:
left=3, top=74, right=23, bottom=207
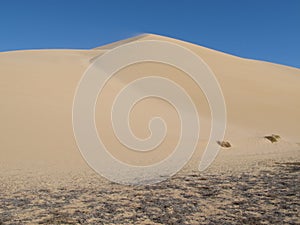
left=96, top=34, right=300, bottom=140
left=0, top=34, right=299, bottom=173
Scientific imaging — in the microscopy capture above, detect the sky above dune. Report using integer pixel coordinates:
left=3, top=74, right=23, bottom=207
left=0, top=0, right=299, bottom=68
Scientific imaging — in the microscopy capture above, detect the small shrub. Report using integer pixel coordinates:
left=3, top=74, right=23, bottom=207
left=264, top=134, right=280, bottom=143
left=217, top=141, right=231, bottom=148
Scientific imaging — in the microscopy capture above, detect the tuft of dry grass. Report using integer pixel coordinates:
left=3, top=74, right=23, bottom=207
left=264, top=134, right=280, bottom=143
left=217, top=141, right=231, bottom=148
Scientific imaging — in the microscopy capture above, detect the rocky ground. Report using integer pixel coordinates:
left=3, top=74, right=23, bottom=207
left=0, top=161, right=299, bottom=225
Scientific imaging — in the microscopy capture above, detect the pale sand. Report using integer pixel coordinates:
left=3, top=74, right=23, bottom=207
left=0, top=34, right=299, bottom=224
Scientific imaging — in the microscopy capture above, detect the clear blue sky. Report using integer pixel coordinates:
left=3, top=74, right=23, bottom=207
left=1, top=0, right=299, bottom=68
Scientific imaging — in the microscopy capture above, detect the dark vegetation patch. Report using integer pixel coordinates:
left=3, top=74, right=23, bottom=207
left=264, top=134, right=280, bottom=143
left=217, top=141, right=231, bottom=148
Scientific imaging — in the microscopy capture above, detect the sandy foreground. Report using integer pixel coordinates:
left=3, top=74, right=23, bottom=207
left=0, top=34, right=299, bottom=224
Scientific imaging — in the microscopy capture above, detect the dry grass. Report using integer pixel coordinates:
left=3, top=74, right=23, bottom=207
left=264, top=134, right=281, bottom=143
left=217, top=141, right=231, bottom=148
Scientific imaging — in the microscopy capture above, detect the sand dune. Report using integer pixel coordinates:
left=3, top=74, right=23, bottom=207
left=0, top=34, right=299, bottom=173
left=1, top=34, right=300, bottom=224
